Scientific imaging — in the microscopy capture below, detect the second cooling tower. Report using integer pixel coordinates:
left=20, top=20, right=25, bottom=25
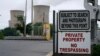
left=34, top=5, right=50, bottom=24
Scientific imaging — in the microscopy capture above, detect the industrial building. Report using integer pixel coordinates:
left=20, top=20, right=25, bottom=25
left=33, top=5, right=50, bottom=24
left=9, top=10, right=24, bottom=28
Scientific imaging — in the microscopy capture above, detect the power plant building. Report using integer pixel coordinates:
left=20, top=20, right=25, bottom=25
left=33, top=5, right=50, bottom=24
left=9, top=10, right=24, bottom=28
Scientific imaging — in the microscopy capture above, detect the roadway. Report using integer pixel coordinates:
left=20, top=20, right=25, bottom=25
left=0, top=40, right=53, bottom=56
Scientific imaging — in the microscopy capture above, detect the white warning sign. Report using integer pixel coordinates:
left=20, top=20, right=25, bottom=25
left=58, top=32, right=91, bottom=54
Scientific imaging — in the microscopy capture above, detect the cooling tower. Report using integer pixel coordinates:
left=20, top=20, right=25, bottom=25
left=9, top=10, right=24, bottom=28
left=33, top=5, right=50, bottom=24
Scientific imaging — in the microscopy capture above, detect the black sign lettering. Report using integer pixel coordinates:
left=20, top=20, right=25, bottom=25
left=63, top=19, right=68, bottom=22
left=59, top=10, right=90, bottom=30
left=61, top=24, right=72, bottom=28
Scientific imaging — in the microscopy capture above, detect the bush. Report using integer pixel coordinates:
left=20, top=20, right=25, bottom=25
left=26, top=23, right=32, bottom=35
left=92, top=44, right=100, bottom=56
left=26, top=23, right=43, bottom=35
left=33, top=23, right=43, bottom=35
left=2, top=27, right=20, bottom=36
left=33, top=26, right=43, bottom=35
left=0, top=31, right=4, bottom=39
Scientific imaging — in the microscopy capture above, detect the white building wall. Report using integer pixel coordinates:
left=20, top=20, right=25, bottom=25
left=33, top=5, right=50, bottom=24
left=9, top=10, right=24, bottom=28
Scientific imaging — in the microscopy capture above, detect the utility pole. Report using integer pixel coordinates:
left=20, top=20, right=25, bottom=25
left=31, top=0, right=34, bottom=37
left=84, top=0, right=100, bottom=44
left=43, top=13, right=45, bottom=24
left=24, top=0, right=27, bottom=37
left=43, top=13, right=45, bottom=37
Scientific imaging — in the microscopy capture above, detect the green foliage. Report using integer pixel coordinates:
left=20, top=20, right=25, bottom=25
left=2, top=27, right=19, bottom=36
left=17, top=15, right=24, bottom=23
left=34, top=22, right=43, bottom=26
left=26, top=22, right=43, bottom=35
left=16, top=24, right=24, bottom=34
left=50, top=24, right=53, bottom=37
left=26, top=23, right=32, bottom=35
left=26, top=23, right=53, bottom=36
left=15, top=15, right=25, bottom=34
left=33, top=23, right=43, bottom=35
left=92, top=44, right=100, bottom=56
left=33, top=26, right=43, bottom=35
left=0, top=31, right=4, bottom=39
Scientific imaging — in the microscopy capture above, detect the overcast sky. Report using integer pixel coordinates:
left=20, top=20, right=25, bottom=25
left=0, top=0, right=100, bottom=29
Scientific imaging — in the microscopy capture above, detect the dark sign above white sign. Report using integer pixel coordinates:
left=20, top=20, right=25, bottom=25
left=58, top=10, right=90, bottom=31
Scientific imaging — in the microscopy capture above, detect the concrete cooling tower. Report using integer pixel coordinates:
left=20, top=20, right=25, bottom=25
left=9, top=10, right=24, bottom=28
left=33, top=5, right=50, bottom=24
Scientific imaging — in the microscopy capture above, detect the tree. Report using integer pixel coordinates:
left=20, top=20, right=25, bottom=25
left=2, top=27, right=19, bottom=36
left=26, top=23, right=32, bottom=35
left=15, top=15, right=25, bottom=34
left=34, top=22, right=43, bottom=26
left=26, top=22, right=43, bottom=35
left=0, top=30, right=4, bottom=39
left=33, top=23, right=43, bottom=35
left=26, top=23, right=53, bottom=36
